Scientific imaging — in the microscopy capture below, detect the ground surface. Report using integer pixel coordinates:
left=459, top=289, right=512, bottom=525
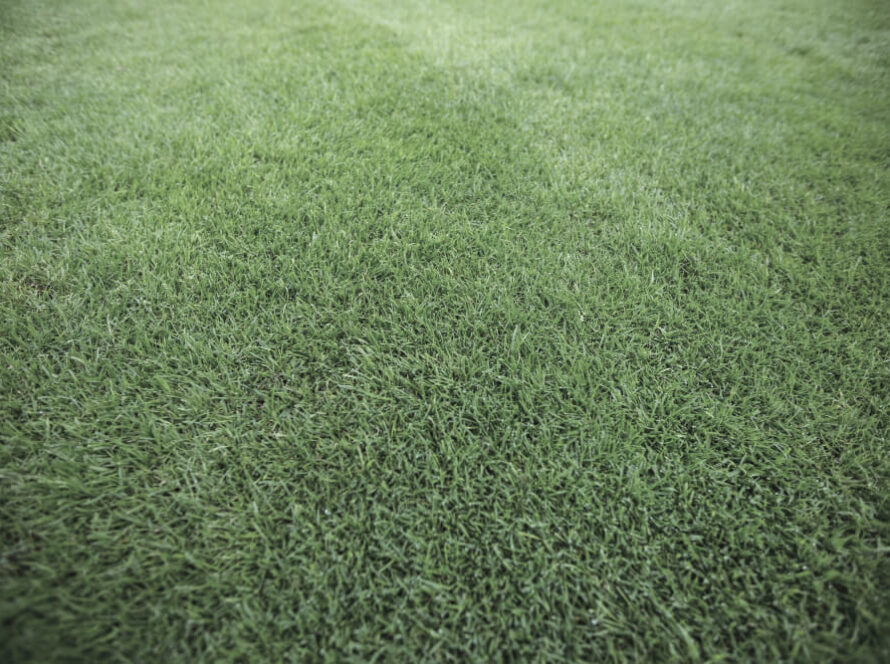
left=2, top=0, right=889, bottom=661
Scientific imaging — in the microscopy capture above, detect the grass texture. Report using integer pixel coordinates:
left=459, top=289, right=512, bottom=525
left=2, top=0, right=889, bottom=661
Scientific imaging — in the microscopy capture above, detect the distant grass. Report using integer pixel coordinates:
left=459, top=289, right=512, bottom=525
left=2, top=0, right=889, bottom=661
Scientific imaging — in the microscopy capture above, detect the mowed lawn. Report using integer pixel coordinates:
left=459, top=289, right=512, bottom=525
left=2, top=0, right=889, bottom=660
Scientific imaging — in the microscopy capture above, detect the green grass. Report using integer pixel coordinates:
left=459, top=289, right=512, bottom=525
left=2, top=0, right=889, bottom=660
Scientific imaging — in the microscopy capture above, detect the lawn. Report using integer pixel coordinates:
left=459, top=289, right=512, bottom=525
left=1, top=0, right=889, bottom=661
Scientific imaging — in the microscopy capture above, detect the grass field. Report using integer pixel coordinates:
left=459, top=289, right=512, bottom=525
left=2, top=0, right=889, bottom=660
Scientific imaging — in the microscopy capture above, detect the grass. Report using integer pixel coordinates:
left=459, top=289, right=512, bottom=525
left=1, top=0, right=889, bottom=660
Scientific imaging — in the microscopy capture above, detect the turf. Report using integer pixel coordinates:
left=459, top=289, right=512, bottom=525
left=2, top=0, right=889, bottom=660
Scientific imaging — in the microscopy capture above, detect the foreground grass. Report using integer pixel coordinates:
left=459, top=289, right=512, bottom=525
left=2, top=0, right=889, bottom=660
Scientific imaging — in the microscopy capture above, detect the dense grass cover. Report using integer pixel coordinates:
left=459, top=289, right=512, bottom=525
left=2, top=0, right=889, bottom=660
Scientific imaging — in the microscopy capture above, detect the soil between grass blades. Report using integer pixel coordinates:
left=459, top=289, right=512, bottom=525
left=1, top=0, right=889, bottom=661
